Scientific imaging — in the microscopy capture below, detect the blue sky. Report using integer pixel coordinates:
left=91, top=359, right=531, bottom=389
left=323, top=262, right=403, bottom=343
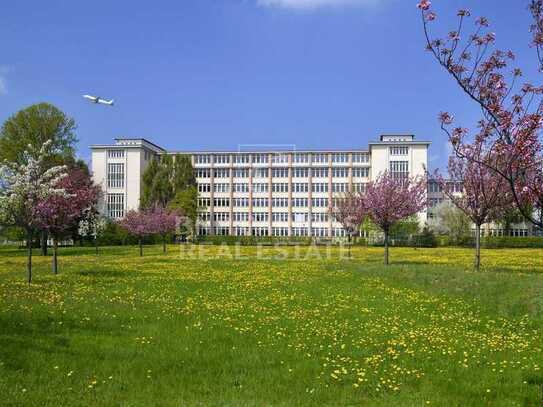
left=1, top=0, right=539, bottom=169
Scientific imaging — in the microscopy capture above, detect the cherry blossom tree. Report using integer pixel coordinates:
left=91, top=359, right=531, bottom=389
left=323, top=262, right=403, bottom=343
left=435, top=150, right=514, bottom=272
left=418, top=0, right=543, bottom=228
left=0, top=141, right=67, bottom=283
left=118, top=210, right=154, bottom=257
left=147, top=206, right=182, bottom=253
left=78, top=210, right=107, bottom=254
left=363, top=172, right=427, bottom=265
left=331, top=191, right=366, bottom=258
left=33, top=168, right=101, bottom=274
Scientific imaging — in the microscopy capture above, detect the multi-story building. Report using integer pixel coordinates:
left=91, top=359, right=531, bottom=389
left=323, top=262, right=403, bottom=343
left=91, top=134, right=430, bottom=237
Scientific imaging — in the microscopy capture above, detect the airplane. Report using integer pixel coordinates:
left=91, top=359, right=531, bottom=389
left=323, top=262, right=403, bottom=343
left=83, top=94, right=114, bottom=106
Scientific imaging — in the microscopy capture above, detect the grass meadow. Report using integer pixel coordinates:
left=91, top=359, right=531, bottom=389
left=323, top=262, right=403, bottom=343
left=1, top=244, right=543, bottom=406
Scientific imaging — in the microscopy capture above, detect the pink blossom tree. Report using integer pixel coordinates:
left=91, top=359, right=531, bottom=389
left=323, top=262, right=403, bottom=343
left=118, top=210, right=154, bottom=257
left=435, top=149, right=514, bottom=272
left=331, top=191, right=366, bottom=258
left=418, top=1, right=543, bottom=228
left=147, top=206, right=182, bottom=253
left=364, top=172, right=427, bottom=265
left=33, top=168, right=101, bottom=274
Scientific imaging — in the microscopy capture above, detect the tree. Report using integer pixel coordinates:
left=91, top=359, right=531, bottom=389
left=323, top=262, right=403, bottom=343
left=428, top=200, right=471, bottom=243
left=363, top=171, right=427, bottom=265
left=497, top=207, right=529, bottom=236
left=168, top=186, right=198, bottom=238
left=1, top=103, right=78, bottom=256
left=118, top=210, right=154, bottom=256
left=79, top=211, right=107, bottom=254
left=0, top=103, right=77, bottom=165
left=0, top=141, right=68, bottom=283
left=33, top=168, right=101, bottom=274
left=148, top=206, right=181, bottom=253
left=418, top=1, right=543, bottom=229
left=331, top=192, right=366, bottom=258
left=141, top=154, right=196, bottom=209
left=435, top=152, right=513, bottom=272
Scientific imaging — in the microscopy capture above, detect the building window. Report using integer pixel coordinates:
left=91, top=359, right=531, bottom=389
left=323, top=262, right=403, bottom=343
left=107, top=163, right=124, bottom=188
left=332, top=168, right=348, bottom=178
left=107, top=193, right=124, bottom=218
left=312, top=198, right=329, bottom=208
left=293, top=168, right=309, bottom=178
left=214, top=183, right=230, bottom=193
left=311, top=212, right=328, bottom=222
left=272, top=227, right=289, bottom=237
left=253, top=154, right=268, bottom=164
left=195, top=154, right=211, bottom=164
left=390, top=146, right=409, bottom=156
left=312, top=168, right=328, bottom=178
left=253, top=168, right=269, bottom=178
left=390, top=161, right=409, bottom=179
left=252, top=212, right=269, bottom=222
left=252, top=183, right=269, bottom=193
left=293, top=153, right=309, bottom=163
left=332, top=153, right=348, bottom=163
left=213, top=168, right=230, bottom=178
left=108, top=149, right=125, bottom=158
left=312, top=153, right=328, bottom=164
left=272, top=183, right=288, bottom=193
left=233, top=198, right=249, bottom=207
left=252, top=198, right=268, bottom=208
left=312, top=183, right=328, bottom=193
left=352, top=168, right=369, bottom=178
left=198, top=198, right=211, bottom=207
left=352, top=153, right=369, bottom=163
left=272, top=168, right=289, bottom=178
left=293, top=183, right=309, bottom=193
left=292, top=198, right=308, bottom=207
left=353, top=183, right=366, bottom=192
left=233, top=168, right=249, bottom=178
left=233, top=154, right=250, bottom=164
left=332, top=183, right=348, bottom=193
left=196, top=168, right=210, bottom=178
left=292, top=212, right=308, bottom=222
left=198, top=183, right=211, bottom=193
left=233, top=183, right=249, bottom=193
left=272, top=153, right=288, bottom=164
left=214, top=154, right=230, bottom=164
left=272, top=198, right=289, bottom=208
left=272, top=212, right=289, bottom=222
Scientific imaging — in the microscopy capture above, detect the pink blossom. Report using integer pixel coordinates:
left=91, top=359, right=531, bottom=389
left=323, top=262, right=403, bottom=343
left=417, top=0, right=431, bottom=11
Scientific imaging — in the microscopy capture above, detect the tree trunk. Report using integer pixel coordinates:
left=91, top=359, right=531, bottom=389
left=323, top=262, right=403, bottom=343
left=52, top=238, right=58, bottom=275
left=384, top=229, right=389, bottom=266
left=40, top=230, right=48, bottom=256
left=475, top=224, right=481, bottom=272
left=139, top=238, right=143, bottom=257
left=95, top=237, right=98, bottom=255
left=163, top=235, right=167, bottom=254
left=348, top=234, right=352, bottom=258
left=27, top=230, right=33, bottom=284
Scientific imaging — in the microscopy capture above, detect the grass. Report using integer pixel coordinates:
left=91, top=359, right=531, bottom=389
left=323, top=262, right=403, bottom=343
left=1, top=244, right=543, bottom=406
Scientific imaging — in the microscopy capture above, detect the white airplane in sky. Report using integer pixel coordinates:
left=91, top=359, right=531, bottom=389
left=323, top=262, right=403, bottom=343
left=83, top=94, right=114, bottom=106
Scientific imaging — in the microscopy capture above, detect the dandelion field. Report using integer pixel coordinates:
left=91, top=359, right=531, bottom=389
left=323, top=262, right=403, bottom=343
left=1, top=245, right=543, bottom=406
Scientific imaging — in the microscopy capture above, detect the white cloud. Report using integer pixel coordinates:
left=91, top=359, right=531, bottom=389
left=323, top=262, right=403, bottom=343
left=256, top=0, right=380, bottom=10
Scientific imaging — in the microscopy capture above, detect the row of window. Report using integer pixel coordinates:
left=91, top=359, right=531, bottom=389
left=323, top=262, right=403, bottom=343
left=198, top=226, right=349, bottom=237
left=195, top=167, right=367, bottom=179
left=194, top=153, right=370, bottom=165
left=201, top=212, right=331, bottom=223
left=198, top=198, right=336, bottom=208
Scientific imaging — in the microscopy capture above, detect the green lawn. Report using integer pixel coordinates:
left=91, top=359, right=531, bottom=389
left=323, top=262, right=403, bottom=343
left=1, top=244, right=543, bottom=406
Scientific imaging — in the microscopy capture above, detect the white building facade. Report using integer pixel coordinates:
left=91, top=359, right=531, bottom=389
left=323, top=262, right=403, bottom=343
left=91, top=135, right=430, bottom=237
